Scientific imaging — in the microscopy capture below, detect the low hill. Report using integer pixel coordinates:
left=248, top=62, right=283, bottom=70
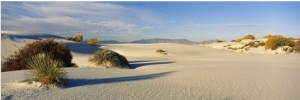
left=130, top=38, right=197, bottom=44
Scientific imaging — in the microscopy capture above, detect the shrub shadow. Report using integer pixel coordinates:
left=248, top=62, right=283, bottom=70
left=129, top=60, right=175, bottom=69
left=66, top=71, right=176, bottom=88
left=65, top=42, right=100, bottom=54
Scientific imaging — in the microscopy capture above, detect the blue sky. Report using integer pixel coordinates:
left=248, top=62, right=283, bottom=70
left=2, top=2, right=300, bottom=42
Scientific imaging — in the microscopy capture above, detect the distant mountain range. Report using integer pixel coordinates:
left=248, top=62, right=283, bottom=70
left=97, top=38, right=197, bottom=44
left=98, top=40, right=121, bottom=44
left=130, top=38, right=197, bottom=44
left=97, top=38, right=226, bottom=44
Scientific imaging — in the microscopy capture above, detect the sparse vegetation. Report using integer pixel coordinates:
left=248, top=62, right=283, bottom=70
left=263, top=34, right=273, bottom=39
left=264, top=35, right=295, bottom=50
left=1, top=39, right=73, bottom=72
left=216, top=40, right=224, bottom=43
left=293, top=41, right=300, bottom=53
left=65, top=37, right=74, bottom=41
left=65, top=34, right=83, bottom=42
left=88, top=49, right=130, bottom=68
left=243, top=34, right=256, bottom=40
left=86, top=38, right=98, bottom=46
left=155, top=49, right=167, bottom=55
left=235, top=38, right=243, bottom=43
left=235, top=34, right=256, bottom=43
left=74, top=34, right=83, bottom=42
left=21, top=53, right=67, bottom=89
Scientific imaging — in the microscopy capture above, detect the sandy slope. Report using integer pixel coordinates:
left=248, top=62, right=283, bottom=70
left=1, top=34, right=300, bottom=100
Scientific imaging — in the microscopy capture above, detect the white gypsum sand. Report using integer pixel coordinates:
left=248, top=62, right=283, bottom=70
left=1, top=34, right=300, bottom=100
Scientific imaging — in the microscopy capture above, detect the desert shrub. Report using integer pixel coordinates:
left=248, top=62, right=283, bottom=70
left=155, top=49, right=167, bottom=55
left=243, top=34, right=256, bottom=40
left=263, top=34, right=273, bottom=39
left=74, top=34, right=83, bottom=42
left=294, top=41, right=300, bottom=53
left=21, top=53, right=67, bottom=88
left=1, top=39, right=73, bottom=72
left=235, top=38, right=243, bottom=43
left=216, top=40, right=224, bottom=43
left=231, top=40, right=236, bottom=42
left=86, top=38, right=98, bottom=46
left=88, top=49, right=131, bottom=69
left=265, top=35, right=295, bottom=50
left=65, top=37, right=74, bottom=41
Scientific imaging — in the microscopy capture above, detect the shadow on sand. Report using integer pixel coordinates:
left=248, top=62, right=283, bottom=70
left=129, top=60, right=175, bottom=69
left=65, top=42, right=101, bottom=54
left=66, top=71, right=176, bottom=88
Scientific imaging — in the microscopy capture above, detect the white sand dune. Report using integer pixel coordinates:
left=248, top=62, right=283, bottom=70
left=1, top=33, right=300, bottom=100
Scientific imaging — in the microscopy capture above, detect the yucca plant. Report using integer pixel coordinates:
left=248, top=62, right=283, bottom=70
left=88, top=49, right=130, bottom=69
left=21, top=53, right=67, bottom=89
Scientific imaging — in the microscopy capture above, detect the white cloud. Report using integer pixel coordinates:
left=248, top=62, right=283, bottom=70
left=187, top=24, right=283, bottom=29
left=1, top=2, right=162, bottom=35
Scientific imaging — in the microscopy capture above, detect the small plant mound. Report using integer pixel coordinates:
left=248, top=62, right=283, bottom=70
left=2, top=39, right=73, bottom=72
left=293, top=41, right=300, bottom=53
left=235, top=38, right=243, bottom=43
left=235, top=34, right=256, bottom=43
left=65, top=34, right=83, bottom=42
left=86, top=38, right=98, bottom=46
left=243, top=34, right=256, bottom=40
left=263, top=34, right=273, bottom=39
left=88, top=49, right=130, bottom=69
left=74, top=34, right=83, bottom=42
left=21, top=53, right=67, bottom=89
left=155, top=49, right=167, bottom=55
left=265, top=35, right=295, bottom=50
left=65, top=37, right=74, bottom=41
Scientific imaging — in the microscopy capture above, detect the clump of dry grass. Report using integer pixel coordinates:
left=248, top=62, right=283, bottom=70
left=235, top=34, right=256, bottom=43
left=235, top=38, right=243, bottom=43
left=243, top=34, right=256, bottom=40
left=264, top=35, right=295, bottom=50
left=65, top=34, right=83, bottom=42
left=155, top=49, right=167, bottom=55
left=86, top=38, right=98, bottom=46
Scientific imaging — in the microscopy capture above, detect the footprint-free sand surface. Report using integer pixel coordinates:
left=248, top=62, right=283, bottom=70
left=1, top=33, right=300, bottom=100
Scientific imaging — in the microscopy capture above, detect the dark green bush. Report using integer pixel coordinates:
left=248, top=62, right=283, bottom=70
left=88, top=49, right=130, bottom=69
left=2, top=39, right=73, bottom=72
